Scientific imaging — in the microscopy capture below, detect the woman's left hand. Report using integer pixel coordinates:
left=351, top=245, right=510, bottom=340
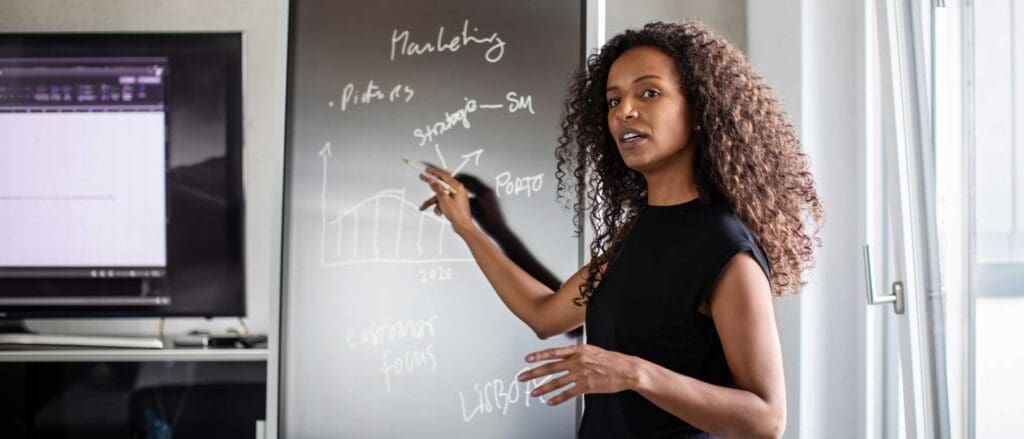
left=517, top=344, right=641, bottom=406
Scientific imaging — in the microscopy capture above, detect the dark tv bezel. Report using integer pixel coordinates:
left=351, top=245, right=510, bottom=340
left=0, top=32, right=246, bottom=319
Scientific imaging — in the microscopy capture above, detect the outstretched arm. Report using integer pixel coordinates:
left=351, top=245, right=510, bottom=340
left=453, top=174, right=564, bottom=293
left=419, top=166, right=591, bottom=339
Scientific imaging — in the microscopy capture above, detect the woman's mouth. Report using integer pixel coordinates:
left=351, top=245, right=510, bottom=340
left=619, top=133, right=648, bottom=148
left=618, top=128, right=650, bottom=148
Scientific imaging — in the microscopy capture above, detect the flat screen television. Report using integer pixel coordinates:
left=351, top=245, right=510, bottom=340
left=0, top=33, right=245, bottom=324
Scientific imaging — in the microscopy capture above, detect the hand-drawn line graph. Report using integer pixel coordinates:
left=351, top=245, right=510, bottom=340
left=318, top=141, right=483, bottom=267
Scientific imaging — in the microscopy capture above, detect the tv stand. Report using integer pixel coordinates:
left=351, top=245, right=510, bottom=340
left=0, top=320, right=164, bottom=349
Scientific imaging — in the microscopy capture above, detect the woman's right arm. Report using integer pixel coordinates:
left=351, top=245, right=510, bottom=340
left=419, top=166, right=589, bottom=339
left=458, top=225, right=589, bottom=339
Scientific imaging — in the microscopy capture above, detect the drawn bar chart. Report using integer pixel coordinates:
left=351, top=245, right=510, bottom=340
left=318, top=142, right=475, bottom=267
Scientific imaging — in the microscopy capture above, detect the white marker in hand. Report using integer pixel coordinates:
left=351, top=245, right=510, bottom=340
left=402, top=158, right=458, bottom=197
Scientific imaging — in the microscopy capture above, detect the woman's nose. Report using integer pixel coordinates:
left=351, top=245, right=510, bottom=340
left=615, top=99, right=638, bottom=122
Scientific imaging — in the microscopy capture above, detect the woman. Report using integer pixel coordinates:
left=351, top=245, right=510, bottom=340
left=419, top=20, right=822, bottom=439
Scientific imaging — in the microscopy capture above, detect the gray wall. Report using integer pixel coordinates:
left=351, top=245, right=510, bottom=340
left=793, top=0, right=871, bottom=436
left=606, top=0, right=747, bottom=54
left=0, top=0, right=288, bottom=339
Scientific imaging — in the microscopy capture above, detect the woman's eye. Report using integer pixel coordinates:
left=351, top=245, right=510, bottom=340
left=607, top=98, right=619, bottom=108
left=642, top=89, right=660, bottom=98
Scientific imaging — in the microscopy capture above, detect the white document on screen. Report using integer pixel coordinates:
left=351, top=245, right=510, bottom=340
left=0, top=112, right=167, bottom=267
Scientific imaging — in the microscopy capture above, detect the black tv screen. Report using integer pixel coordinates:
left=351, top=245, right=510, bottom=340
left=0, top=34, right=244, bottom=318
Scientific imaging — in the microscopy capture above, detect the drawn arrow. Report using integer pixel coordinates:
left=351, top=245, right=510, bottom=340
left=451, top=148, right=484, bottom=177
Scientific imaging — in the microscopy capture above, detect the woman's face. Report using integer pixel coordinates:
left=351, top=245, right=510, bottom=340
left=605, top=46, right=695, bottom=174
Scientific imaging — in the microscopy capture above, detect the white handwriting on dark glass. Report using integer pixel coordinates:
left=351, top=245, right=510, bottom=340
left=391, top=19, right=506, bottom=63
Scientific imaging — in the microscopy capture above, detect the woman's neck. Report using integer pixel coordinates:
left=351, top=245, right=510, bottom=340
left=643, top=150, right=700, bottom=206
left=645, top=179, right=700, bottom=206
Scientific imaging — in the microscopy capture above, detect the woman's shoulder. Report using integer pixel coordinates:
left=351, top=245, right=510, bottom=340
left=698, top=203, right=771, bottom=277
left=694, top=201, right=757, bottom=244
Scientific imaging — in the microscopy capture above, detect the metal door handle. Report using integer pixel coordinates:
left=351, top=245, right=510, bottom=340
left=864, top=244, right=905, bottom=314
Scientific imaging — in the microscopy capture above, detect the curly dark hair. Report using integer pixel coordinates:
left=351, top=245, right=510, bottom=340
left=555, top=20, right=823, bottom=305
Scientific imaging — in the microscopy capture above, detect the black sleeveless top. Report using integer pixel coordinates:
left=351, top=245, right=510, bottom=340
left=578, top=197, right=771, bottom=439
